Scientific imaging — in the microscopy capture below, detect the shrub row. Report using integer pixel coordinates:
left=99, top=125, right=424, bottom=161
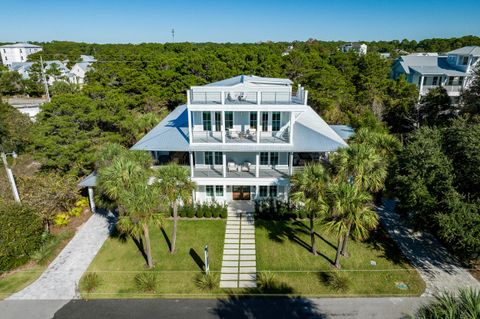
left=175, top=201, right=228, bottom=219
left=254, top=199, right=308, bottom=220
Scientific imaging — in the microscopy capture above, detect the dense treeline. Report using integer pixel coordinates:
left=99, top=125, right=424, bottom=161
left=1, top=36, right=479, bottom=265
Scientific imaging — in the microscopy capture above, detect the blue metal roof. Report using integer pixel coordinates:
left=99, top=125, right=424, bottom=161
left=329, top=125, right=355, bottom=140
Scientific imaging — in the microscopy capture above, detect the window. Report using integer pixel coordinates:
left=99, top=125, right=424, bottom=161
left=206, top=186, right=214, bottom=197
left=270, top=186, right=278, bottom=197
left=448, top=76, right=454, bottom=85
left=272, top=112, right=280, bottom=131
left=215, top=185, right=224, bottom=197
left=214, top=152, right=223, bottom=165
left=432, top=76, right=438, bottom=85
left=214, top=112, right=221, bottom=131
left=423, top=77, right=427, bottom=85
left=461, top=56, right=469, bottom=65
left=259, top=186, right=268, bottom=197
left=225, top=112, right=233, bottom=129
left=204, top=152, right=213, bottom=165
left=260, top=152, right=269, bottom=165
left=270, top=152, right=279, bottom=166
left=250, top=112, right=257, bottom=129
left=261, top=112, right=268, bottom=131
left=202, top=112, right=211, bottom=131
left=458, top=77, right=464, bottom=86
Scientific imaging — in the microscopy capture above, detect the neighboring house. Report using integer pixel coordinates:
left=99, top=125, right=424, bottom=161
left=282, top=45, right=294, bottom=56
left=0, top=42, right=42, bottom=66
left=9, top=60, right=71, bottom=85
left=129, top=75, right=347, bottom=203
left=341, top=42, right=367, bottom=55
left=69, top=55, right=96, bottom=85
left=391, top=46, right=480, bottom=103
left=4, top=97, right=49, bottom=120
left=379, top=52, right=391, bottom=59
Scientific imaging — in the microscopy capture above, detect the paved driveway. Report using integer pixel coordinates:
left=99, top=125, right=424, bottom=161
left=7, top=211, right=114, bottom=300
left=378, top=199, right=479, bottom=297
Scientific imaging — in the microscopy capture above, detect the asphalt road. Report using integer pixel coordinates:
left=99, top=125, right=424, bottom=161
left=0, top=297, right=428, bottom=319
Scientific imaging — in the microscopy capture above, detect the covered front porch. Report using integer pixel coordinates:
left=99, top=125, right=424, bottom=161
left=194, top=183, right=289, bottom=203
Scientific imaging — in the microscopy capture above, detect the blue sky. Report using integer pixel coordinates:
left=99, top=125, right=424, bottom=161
left=2, top=0, right=479, bottom=43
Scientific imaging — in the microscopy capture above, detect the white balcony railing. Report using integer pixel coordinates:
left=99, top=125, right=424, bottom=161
left=188, top=89, right=307, bottom=105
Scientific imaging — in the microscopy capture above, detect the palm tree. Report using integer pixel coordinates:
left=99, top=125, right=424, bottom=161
left=330, top=143, right=386, bottom=256
left=290, top=163, right=329, bottom=256
left=97, top=146, right=162, bottom=268
left=416, top=288, right=480, bottom=319
left=156, top=163, right=196, bottom=254
left=323, top=181, right=378, bottom=268
left=351, top=127, right=401, bottom=159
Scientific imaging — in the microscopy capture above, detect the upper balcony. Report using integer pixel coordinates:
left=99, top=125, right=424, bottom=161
left=187, top=86, right=308, bottom=106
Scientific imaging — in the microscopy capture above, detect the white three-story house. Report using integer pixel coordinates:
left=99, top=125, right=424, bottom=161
left=129, top=75, right=349, bottom=203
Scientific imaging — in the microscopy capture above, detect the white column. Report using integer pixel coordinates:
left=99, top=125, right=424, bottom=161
left=221, top=90, right=225, bottom=105
left=187, top=89, right=191, bottom=105
left=289, top=152, right=293, bottom=176
left=189, top=151, right=194, bottom=178
left=256, top=111, right=261, bottom=143
left=255, top=153, right=260, bottom=178
left=88, top=187, right=96, bottom=213
left=188, top=109, right=193, bottom=144
left=221, top=110, right=226, bottom=143
left=222, top=153, right=227, bottom=177
left=289, top=112, right=294, bottom=143
left=419, top=75, right=425, bottom=98
left=223, top=184, right=227, bottom=203
left=255, top=184, right=260, bottom=200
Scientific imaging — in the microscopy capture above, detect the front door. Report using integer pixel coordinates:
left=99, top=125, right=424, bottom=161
left=232, top=186, right=251, bottom=200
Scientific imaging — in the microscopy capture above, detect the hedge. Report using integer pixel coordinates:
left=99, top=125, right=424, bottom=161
left=176, top=201, right=228, bottom=219
left=0, top=202, right=44, bottom=271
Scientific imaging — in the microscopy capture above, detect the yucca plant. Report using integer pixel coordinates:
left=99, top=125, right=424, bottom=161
left=416, top=289, right=480, bottom=319
left=195, top=273, right=219, bottom=291
left=134, top=272, right=158, bottom=293
left=81, top=272, right=101, bottom=294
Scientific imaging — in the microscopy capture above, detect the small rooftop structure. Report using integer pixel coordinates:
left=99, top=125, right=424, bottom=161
left=0, top=42, right=42, bottom=49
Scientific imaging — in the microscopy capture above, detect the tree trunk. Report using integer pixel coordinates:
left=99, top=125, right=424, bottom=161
left=170, top=202, right=178, bottom=253
left=143, top=222, right=153, bottom=268
left=44, top=219, right=51, bottom=233
left=341, top=224, right=351, bottom=257
left=334, top=236, right=343, bottom=269
left=310, top=212, right=317, bottom=256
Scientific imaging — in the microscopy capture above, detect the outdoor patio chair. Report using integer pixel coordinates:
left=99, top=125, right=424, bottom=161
left=229, top=130, right=239, bottom=139
left=227, top=162, right=238, bottom=172
left=241, top=161, right=251, bottom=172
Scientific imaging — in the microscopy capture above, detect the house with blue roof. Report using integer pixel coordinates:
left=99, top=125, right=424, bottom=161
left=392, top=46, right=480, bottom=104
left=125, top=75, right=349, bottom=203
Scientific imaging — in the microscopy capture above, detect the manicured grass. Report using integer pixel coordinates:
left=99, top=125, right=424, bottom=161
left=82, top=219, right=424, bottom=298
left=0, top=231, right=74, bottom=300
left=255, top=220, right=425, bottom=296
left=81, top=220, right=227, bottom=298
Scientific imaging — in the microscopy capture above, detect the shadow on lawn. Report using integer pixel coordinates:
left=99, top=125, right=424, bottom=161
left=365, top=226, right=410, bottom=265
left=255, top=220, right=334, bottom=265
left=189, top=248, right=205, bottom=271
left=110, top=225, right=149, bottom=264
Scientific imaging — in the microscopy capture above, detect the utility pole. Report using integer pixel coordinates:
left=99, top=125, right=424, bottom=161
left=40, top=56, right=51, bottom=102
left=1, top=152, right=21, bottom=203
left=171, top=28, right=175, bottom=43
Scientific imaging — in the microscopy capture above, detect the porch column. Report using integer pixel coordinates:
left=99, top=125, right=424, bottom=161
left=222, top=153, right=227, bottom=177
left=221, top=110, right=226, bottom=143
left=289, top=152, right=294, bottom=176
left=188, top=109, right=193, bottom=144
left=88, top=187, right=96, bottom=213
left=256, top=111, right=260, bottom=143
left=419, top=75, right=425, bottom=99
left=255, top=184, right=259, bottom=199
left=189, top=151, right=194, bottom=178
left=223, top=183, right=227, bottom=203
left=289, top=112, right=294, bottom=143
left=255, top=153, right=260, bottom=178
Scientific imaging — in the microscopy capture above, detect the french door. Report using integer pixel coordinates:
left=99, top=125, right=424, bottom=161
left=232, top=186, right=251, bottom=200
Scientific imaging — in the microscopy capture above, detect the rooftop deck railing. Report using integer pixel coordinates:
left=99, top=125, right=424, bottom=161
left=188, top=89, right=307, bottom=105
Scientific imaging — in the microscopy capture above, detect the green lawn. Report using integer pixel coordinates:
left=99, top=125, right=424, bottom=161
left=255, top=220, right=425, bottom=296
left=82, top=219, right=227, bottom=298
left=82, top=219, right=424, bottom=298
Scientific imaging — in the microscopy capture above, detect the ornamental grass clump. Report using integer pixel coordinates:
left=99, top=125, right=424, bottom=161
left=195, top=272, right=219, bottom=291
left=134, top=272, right=158, bottom=293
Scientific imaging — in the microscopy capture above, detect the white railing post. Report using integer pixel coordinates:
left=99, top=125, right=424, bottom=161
left=255, top=153, right=260, bottom=178
left=222, top=153, right=227, bottom=178
left=189, top=152, right=194, bottom=178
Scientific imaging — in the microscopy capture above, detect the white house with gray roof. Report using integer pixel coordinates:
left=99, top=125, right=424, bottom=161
left=121, top=75, right=349, bottom=204
left=70, top=55, right=96, bottom=85
left=0, top=42, right=42, bottom=66
left=9, top=60, right=71, bottom=85
left=392, top=46, right=480, bottom=103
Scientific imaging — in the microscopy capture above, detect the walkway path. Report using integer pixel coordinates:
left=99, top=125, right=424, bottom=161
left=219, top=201, right=257, bottom=288
left=378, top=199, right=479, bottom=297
left=7, top=211, right=113, bottom=300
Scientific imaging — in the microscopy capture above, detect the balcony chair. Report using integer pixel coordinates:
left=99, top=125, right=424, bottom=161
left=228, top=130, right=239, bottom=139
left=227, top=162, right=238, bottom=172
left=246, top=128, right=256, bottom=139
left=241, top=161, right=252, bottom=172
